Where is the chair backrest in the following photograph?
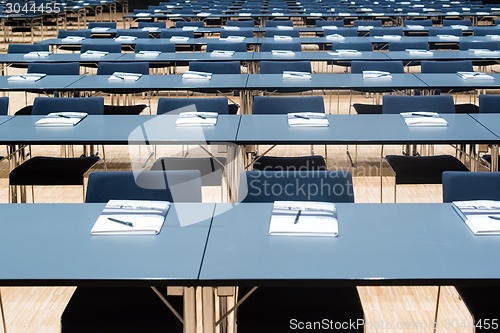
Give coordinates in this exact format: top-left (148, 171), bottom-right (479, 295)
top-left (259, 60), bottom-right (311, 74)
top-left (175, 21), bottom-right (204, 28)
top-left (459, 41), bottom-right (500, 51)
top-left (88, 22), bottom-right (117, 29)
top-left (0, 97), bottom-right (8, 115)
top-left (8, 43), bottom-right (49, 54)
top-left (188, 61), bottom-right (241, 74)
top-left (353, 19), bottom-right (383, 27)
top-left (316, 20), bottom-right (344, 27)
top-left (151, 157), bottom-right (226, 186)
top-left (219, 29), bottom-right (254, 38)
top-left (260, 40), bottom-right (302, 52)
top-left (116, 29), bottom-right (150, 38)
top-left (369, 27), bottom-right (404, 37)
top-left (252, 96), bottom-right (325, 114)
top-left (32, 97), bottom-right (105, 115)
top-left (206, 41), bottom-right (247, 52)
top-left (238, 170), bottom-right (354, 203)
top-left (388, 41), bottom-right (429, 51)
top-left (134, 42), bottom-right (176, 53)
top-left (382, 95), bottom-right (455, 114)
top-left (28, 62), bottom-right (80, 75)
top-left (80, 42), bottom-right (122, 54)
top-left (442, 171), bottom-right (500, 202)
top-left (138, 21), bottom-right (167, 29)
top-left (324, 27), bottom-right (358, 37)
top-left (226, 20), bottom-right (255, 27)
top-left (157, 97), bottom-right (229, 114)
top-left (443, 19), bottom-right (472, 26)
top-left (351, 60), bottom-right (404, 74)
top-left (85, 170), bottom-right (202, 203)
top-left (159, 29), bottom-right (195, 38)
top-left (428, 27), bottom-right (463, 36)
top-left (421, 60), bottom-right (473, 73)
top-left (97, 61), bottom-right (149, 75)
top-left (403, 19), bottom-right (433, 26)
top-left (479, 94), bottom-right (500, 113)
top-left (264, 19), bottom-right (294, 27)
top-left (252, 155), bottom-right (327, 171)
top-left (265, 28), bottom-right (300, 38)
top-left (57, 30), bottom-right (91, 38)
top-left (331, 41), bottom-right (373, 51)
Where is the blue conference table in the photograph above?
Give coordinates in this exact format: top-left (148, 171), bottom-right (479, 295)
top-left (0, 75), bottom-right (84, 91)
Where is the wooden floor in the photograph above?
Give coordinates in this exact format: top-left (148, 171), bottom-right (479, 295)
top-left (0, 20), bottom-right (494, 333)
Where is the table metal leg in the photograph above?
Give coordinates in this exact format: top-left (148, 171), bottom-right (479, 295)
top-left (202, 287), bottom-right (216, 333)
top-left (491, 145), bottom-right (499, 172)
top-left (0, 289), bottom-right (7, 333)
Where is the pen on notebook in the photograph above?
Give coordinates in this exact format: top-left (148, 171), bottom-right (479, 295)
top-left (411, 113), bottom-right (434, 117)
top-left (57, 114), bottom-right (72, 119)
top-left (108, 217), bottom-right (134, 227)
top-left (195, 114), bottom-right (207, 119)
top-left (488, 216), bottom-right (500, 221)
top-left (294, 209), bottom-right (302, 224)
top-left (294, 114), bottom-right (310, 119)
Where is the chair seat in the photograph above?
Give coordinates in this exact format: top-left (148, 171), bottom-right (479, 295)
top-left (9, 156), bottom-right (100, 186)
top-left (61, 287), bottom-right (183, 333)
top-left (454, 103), bottom-right (479, 114)
top-left (253, 155), bottom-right (327, 171)
top-left (352, 103), bottom-right (383, 114)
top-left (385, 155), bottom-right (469, 185)
top-left (151, 157), bottom-right (227, 186)
top-left (455, 286), bottom-right (500, 333)
top-left (14, 105), bottom-right (33, 115)
top-left (104, 104), bottom-right (148, 115)
top-left (236, 286), bottom-right (364, 333)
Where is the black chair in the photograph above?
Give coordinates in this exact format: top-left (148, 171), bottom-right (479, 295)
top-left (61, 170), bottom-right (202, 333)
top-left (252, 155), bottom-right (327, 171)
top-left (0, 97), bottom-right (8, 162)
top-left (442, 171), bottom-right (500, 333)
top-left (234, 170), bottom-right (363, 333)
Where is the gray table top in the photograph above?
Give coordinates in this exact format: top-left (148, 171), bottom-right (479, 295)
top-left (0, 115), bottom-right (241, 145)
top-left (253, 51), bottom-right (391, 61)
top-left (0, 53), bottom-right (124, 64)
top-left (0, 203), bottom-right (214, 286)
top-left (415, 73), bottom-right (500, 89)
top-left (0, 75), bottom-right (84, 91)
top-left (385, 50), bottom-right (500, 61)
top-left (117, 51), bottom-right (255, 62)
top-left (200, 203), bottom-right (500, 286)
top-left (236, 114), bottom-right (499, 145)
top-left (470, 113), bottom-right (500, 138)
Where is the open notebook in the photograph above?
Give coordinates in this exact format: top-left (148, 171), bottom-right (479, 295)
top-left (35, 112), bottom-right (87, 127)
top-left (269, 201), bottom-right (338, 237)
top-left (282, 71), bottom-right (311, 80)
top-left (400, 112), bottom-right (448, 127)
top-left (457, 72), bottom-right (494, 80)
top-left (8, 73), bottom-right (46, 82)
top-left (453, 200), bottom-right (500, 235)
top-left (362, 71), bottom-right (392, 79)
top-left (287, 112), bottom-right (328, 127)
top-left (108, 72), bottom-right (143, 81)
top-left (176, 111), bottom-right (218, 126)
top-left (182, 71), bottom-right (213, 80)
top-left (91, 200), bottom-right (170, 235)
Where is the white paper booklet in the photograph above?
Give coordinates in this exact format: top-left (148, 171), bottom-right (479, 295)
top-left (176, 111), bottom-right (218, 126)
top-left (223, 26), bottom-right (240, 30)
top-left (273, 35), bottom-right (293, 40)
top-left (61, 36), bottom-right (85, 43)
top-left (437, 35), bottom-right (460, 40)
top-left (362, 70), bottom-right (392, 79)
top-left (374, 35), bottom-right (402, 40)
top-left (91, 27), bottom-right (110, 32)
top-left (406, 49), bottom-right (433, 55)
top-left (287, 112), bottom-right (329, 127)
top-left (282, 71), bottom-right (311, 80)
top-left (210, 50), bottom-right (235, 57)
top-left (453, 200), bottom-right (500, 235)
top-left (325, 34), bottom-right (345, 41)
top-left (182, 26), bottom-right (199, 31)
top-left (457, 71), bottom-right (494, 80)
top-left (141, 26), bottom-right (158, 31)
top-left (136, 50), bottom-right (161, 58)
top-left (35, 112), bottom-right (88, 127)
top-left (91, 200), bottom-right (170, 235)
top-left (108, 72), bottom-right (143, 81)
top-left (23, 51), bottom-right (52, 58)
top-left (170, 36), bottom-right (190, 42)
top-left (181, 70), bottom-right (212, 80)
top-left (406, 25), bottom-right (425, 30)
top-left (8, 73), bottom-right (46, 82)
top-left (276, 25), bottom-right (294, 30)
top-left (469, 49), bottom-right (500, 56)
top-left (221, 35), bottom-right (246, 42)
top-left (271, 50), bottom-right (295, 57)
top-left (81, 50), bottom-right (108, 58)
top-left (328, 49), bottom-right (362, 56)
top-left (400, 112), bottom-right (448, 127)
top-left (269, 201), bottom-right (338, 237)
top-left (115, 35), bottom-right (137, 42)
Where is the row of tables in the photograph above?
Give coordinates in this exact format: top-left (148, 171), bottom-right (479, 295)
top-left (1, 201), bottom-right (500, 333)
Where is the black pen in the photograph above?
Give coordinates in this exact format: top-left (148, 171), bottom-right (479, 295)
top-left (488, 215), bottom-right (500, 221)
top-left (411, 113), bottom-right (435, 117)
top-left (294, 114), bottom-right (310, 119)
top-left (294, 209), bottom-right (302, 224)
top-left (195, 114), bottom-right (207, 119)
top-left (108, 217), bottom-right (134, 227)
top-left (57, 114), bottom-right (72, 119)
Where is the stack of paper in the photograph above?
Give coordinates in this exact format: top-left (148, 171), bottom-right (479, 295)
top-left (182, 26), bottom-right (199, 31)
top-left (282, 71), bottom-right (311, 80)
top-left (23, 51), bottom-right (51, 58)
top-left (81, 50), bottom-right (108, 58)
top-left (271, 50), bottom-right (295, 57)
top-left (400, 112), bottom-right (448, 127)
top-left (362, 71), bottom-right (392, 79)
top-left (181, 71), bottom-right (212, 80)
top-left (197, 12), bottom-right (211, 16)
top-left (406, 49), bottom-right (433, 55)
top-left (115, 35), bottom-right (138, 42)
top-left (221, 35), bottom-right (245, 42)
top-left (61, 36), bottom-right (85, 43)
top-left (210, 50), bottom-right (235, 57)
top-left (356, 25), bottom-right (374, 31)
top-left (8, 73), bottom-right (46, 82)
top-left (271, 12), bottom-right (284, 16)
top-left (325, 34), bottom-right (346, 41)
top-left (35, 112), bottom-right (88, 127)
top-left (91, 27), bottom-right (110, 32)
top-left (321, 25), bottom-right (338, 30)
top-left (276, 25), bottom-right (294, 30)
top-left (406, 25), bottom-right (425, 30)
top-left (108, 72), bottom-right (143, 81)
top-left (287, 112), bottom-right (329, 127)
top-left (223, 26), bottom-right (240, 30)
top-left (453, 200), bottom-right (500, 235)
top-left (468, 49), bottom-right (500, 56)
top-left (269, 201), bottom-right (338, 237)
top-left (273, 35), bottom-right (293, 41)
top-left (457, 71), bottom-right (494, 80)
top-left (135, 50), bottom-right (161, 58)
top-left (176, 111), bottom-right (218, 126)
top-left (239, 12), bottom-right (252, 16)
top-left (487, 35), bottom-right (500, 41)
top-left (91, 200), bottom-right (170, 235)
top-left (451, 25), bottom-right (469, 30)
top-left (170, 36), bottom-right (190, 43)
top-left (309, 12), bottom-right (323, 16)
top-left (328, 49), bottom-right (362, 56)
top-left (437, 35), bottom-right (460, 41)
top-left (374, 35), bottom-right (402, 40)
top-left (136, 12), bottom-right (151, 16)
top-left (141, 27), bottom-right (159, 32)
